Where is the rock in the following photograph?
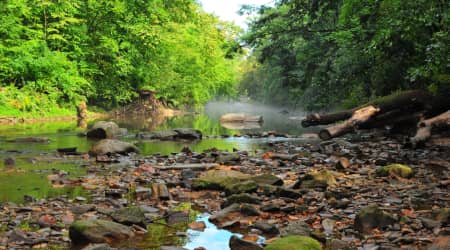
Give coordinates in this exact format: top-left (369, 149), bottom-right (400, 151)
top-left (336, 157), bottom-right (350, 170)
top-left (276, 187), bottom-right (302, 199)
top-left (216, 153), bottom-right (241, 164)
top-left (166, 211), bottom-right (189, 225)
top-left (8, 137), bottom-right (50, 143)
top-left (160, 246), bottom-right (188, 250)
top-left (240, 204), bottom-right (260, 216)
top-left (330, 239), bottom-right (348, 250)
top-left (229, 235), bottom-right (263, 250)
top-left (69, 219), bottom-right (134, 244)
top-left (86, 121), bottom-right (127, 139)
top-left (111, 207), bottom-right (146, 227)
top-left (135, 187), bottom-right (152, 200)
top-left (222, 194), bottom-right (262, 208)
top-left (38, 215), bottom-right (56, 228)
top-left (433, 208), bottom-right (449, 225)
top-left (3, 157), bottom-right (15, 167)
top-left (280, 220), bottom-right (312, 237)
top-left (220, 113), bottom-right (263, 123)
top-left (354, 204), bottom-right (396, 233)
top-left (151, 183), bottom-right (171, 200)
top-left (428, 236), bottom-right (450, 250)
top-left (89, 139), bottom-right (139, 156)
top-left (172, 128), bottom-right (202, 140)
top-left (192, 170), bottom-right (257, 195)
top-left (261, 204), bottom-right (280, 213)
top-left (264, 236), bottom-right (321, 250)
top-left (251, 174), bottom-right (283, 186)
top-left (421, 218), bottom-right (441, 230)
top-left (209, 203), bottom-right (241, 223)
top-left (188, 221), bottom-right (206, 231)
top-left (295, 170), bottom-right (337, 189)
top-left (251, 222), bottom-right (279, 235)
top-left (81, 244), bottom-right (116, 250)
top-left (376, 164), bottom-right (413, 178)
top-left (137, 128), bottom-right (202, 140)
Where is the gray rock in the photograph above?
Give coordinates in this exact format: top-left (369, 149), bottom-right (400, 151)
top-left (354, 205), bottom-right (396, 234)
top-left (166, 211), bottom-right (189, 225)
top-left (280, 220), bottom-right (312, 237)
top-left (229, 235), bottom-right (263, 250)
top-left (111, 207), bottom-right (146, 227)
top-left (87, 121), bottom-right (127, 139)
top-left (222, 194), bottom-right (262, 208)
top-left (81, 244), bottom-right (116, 250)
top-left (252, 222), bottom-right (279, 235)
top-left (89, 139), bottom-right (139, 156)
top-left (160, 246), bottom-right (188, 250)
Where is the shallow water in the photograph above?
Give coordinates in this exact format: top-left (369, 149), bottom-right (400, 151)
top-left (0, 102), bottom-right (313, 248)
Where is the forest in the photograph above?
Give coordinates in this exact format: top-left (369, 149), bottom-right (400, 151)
top-left (0, 0), bottom-right (241, 117)
top-left (0, 0), bottom-right (449, 116)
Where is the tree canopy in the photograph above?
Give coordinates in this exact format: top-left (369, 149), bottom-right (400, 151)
top-left (0, 0), bottom-right (241, 116)
top-left (240, 0), bottom-right (450, 110)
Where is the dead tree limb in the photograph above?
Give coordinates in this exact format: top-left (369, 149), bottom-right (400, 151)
top-left (319, 106), bottom-right (380, 140)
top-left (410, 110), bottom-right (450, 146)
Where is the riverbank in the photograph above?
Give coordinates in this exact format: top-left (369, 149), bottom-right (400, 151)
top-left (0, 129), bottom-right (448, 249)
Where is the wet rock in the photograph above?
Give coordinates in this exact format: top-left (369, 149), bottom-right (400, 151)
top-left (376, 164), bottom-right (413, 178)
top-left (354, 205), bottom-right (396, 234)
top-left (209, 203), bottom-right (241, 223)
top-left (251, 174), bottom-right (283, 186)
top-left (280, 220), bottom-right (312, 237)
top-left (222, 194), bottom-right (262, 208)
top-left (151, 183), bottom-right (171, 200)
top-left (137, 128), bottom-right (202, 140)
top-left (240, 204), bottom-right (260, 216)
top-left (172, 128), bottom-right (202, 140)
top-left (421, 218), bottom-right (441, 230)
top-left (87, 121), bottom-right (127, 139)
top-left (166, 211), bottom-right (189, 225)
top-left (89, 139), bottom-right (139, 156)
top-left (229, 235), bottom-right (263, 250)
top-left (251, 222), bottom-right (279, 235)
top-left (69, 219), bottom-right (134, 244)
top-left (135, 187), bottom-right (152, 200)
top-left (111, 206), bottom-right (146, 227)
top-left (330, 239), bottom-right (348, 250)
top-left (295, 170), bottom-right (337, 189)
top-left (81, 244), bottom-right (116, 250)
top-left (216, 153), bottom-right (241, 164)
top-left (188, 221), bottom-right (206, 231)
top-left (264, 236), bottom-right (321, 250)
top-left (7, 137), bottom-right (50, 143)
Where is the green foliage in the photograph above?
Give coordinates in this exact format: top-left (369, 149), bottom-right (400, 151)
top-left (240, 0), bottom-right (450, 110)
top-left (0, 0), bottom-right (240, 116)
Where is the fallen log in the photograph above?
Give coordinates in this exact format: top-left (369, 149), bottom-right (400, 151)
top-left (302, 90), bottom-right (431, 127)
top-left (410, 110), bottom-right (450, 146)
top-left (319, 106), bottom-right (380, 140)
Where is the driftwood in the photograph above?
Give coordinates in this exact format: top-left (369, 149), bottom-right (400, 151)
top-left (319, 106), bottom-right (380, 140)
top-left (302, 90), bottom-right (431, 128)
top-left (410, 110), bottom-right (450, 146)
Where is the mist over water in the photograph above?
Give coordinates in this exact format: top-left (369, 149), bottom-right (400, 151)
top-left (204, 100), bottom-right (311, 135)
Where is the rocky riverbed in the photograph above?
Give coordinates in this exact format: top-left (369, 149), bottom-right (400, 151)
top-left (0, 130), bottom-right (449, 250)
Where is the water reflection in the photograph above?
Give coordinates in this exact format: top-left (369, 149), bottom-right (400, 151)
top-left (184, 214), bottom-right (265, 250)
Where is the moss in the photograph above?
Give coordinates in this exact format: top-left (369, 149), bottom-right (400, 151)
top-left (264, 236), bottom-right (322, 250)
top-left (301, 170), bottom-right (336, 188)
top-left (191, 170), bottom-right (255, 195)
top-left (376, 164), bottom-right (413, 178)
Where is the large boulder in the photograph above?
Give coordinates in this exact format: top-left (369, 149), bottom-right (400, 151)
top-left (264, 236), bottom-right (321, 250)
top-left (229, 235), bottom-right (263, 250)
top-left (69, 219), bottom-right (134, 244)
top-left (89, 139), bottom-right (139, 156)
top-left (354, 204), bottom-right (396, 233)
top-left (86, 121), bottom-right (127, 139)
top-left (137, 128), bottom-right (202, 140)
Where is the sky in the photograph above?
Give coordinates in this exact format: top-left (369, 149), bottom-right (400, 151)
top-left (199, 0), bottom-right (272, 29)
